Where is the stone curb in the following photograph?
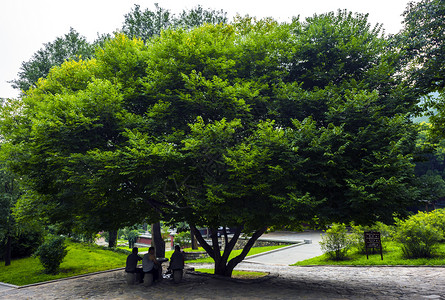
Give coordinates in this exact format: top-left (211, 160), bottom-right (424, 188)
top-left (0, 282), bottom-right (19, 289)
top-left (12, 267), bottom-right (126, 289)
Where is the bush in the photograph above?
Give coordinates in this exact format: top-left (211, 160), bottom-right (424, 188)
top-left (394, 211), bottom-right (443, 258)
top-left (34, 235), bottom-right (68, 274)
top-left (427, 208), bottom-right (445, 241)
top-left (174, 231), bottom-right (191, 248)
top-left (320, 223), bottom-right (352, 260)
top-left (350, 222), bottom-right (394, 254)
top-left (127, 230), bottom-right (139, 248)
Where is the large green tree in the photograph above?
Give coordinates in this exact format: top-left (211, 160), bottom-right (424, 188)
top-left (1, 12), bottom-right (419, 276)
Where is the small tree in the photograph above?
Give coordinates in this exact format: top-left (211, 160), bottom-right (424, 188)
top-left (320, 223), bottom-right (352, 260)
top-left (394, 211), bottom-right (443, 258)
top-left (34, 235), bottom-right (68, 274)
top-left (127, 230), bottom-right (139, 248)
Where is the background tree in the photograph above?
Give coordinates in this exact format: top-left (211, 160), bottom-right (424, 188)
top-left (399, 0), bottom-right (445, 93)
top-left (121, 4), bottom-right (227, 42)
top-left (9, 28), bottom-right (95, 93)
top-left (0, 167), bottom-right (18, 266)
top-left (398, 0), bottom-right (445, 140)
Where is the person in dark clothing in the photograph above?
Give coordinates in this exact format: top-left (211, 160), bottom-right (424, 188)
top-left (125, 247), bottom-right (144, 282)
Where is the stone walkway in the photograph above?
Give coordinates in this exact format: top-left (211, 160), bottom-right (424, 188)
top-left (1, 263), bottom-right (444, 299)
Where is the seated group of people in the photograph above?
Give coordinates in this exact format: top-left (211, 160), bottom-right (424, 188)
top-left (125, 245), bottom-right (184, 283)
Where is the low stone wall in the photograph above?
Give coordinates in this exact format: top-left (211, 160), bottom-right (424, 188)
top-left (182, 251), bottom-right (208, 260)
top-left (228, 238), bottom-right (294, 250)
top-left (183, 238), bottom-right (295, 260)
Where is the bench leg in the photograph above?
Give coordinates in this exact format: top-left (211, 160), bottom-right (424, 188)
top-left (143, 273), bottom-right (153, 287)
top-left (173, 269), bottom-right (183, 283)
top-left (125, 272), bottom-right (137, 285)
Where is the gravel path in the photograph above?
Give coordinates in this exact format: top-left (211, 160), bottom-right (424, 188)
top-left (1, 263), bottom-right (444, 299)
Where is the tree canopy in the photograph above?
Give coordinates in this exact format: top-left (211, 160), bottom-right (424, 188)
top-left (1, 12), bottom-right (421, 276)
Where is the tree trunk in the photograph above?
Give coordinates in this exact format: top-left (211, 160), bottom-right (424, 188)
top-left (151, 222), bottom-right (165, 258)
top-left (190, 227), bottom-right (199, 250)
top-left (108, 230), bottom-right (118, 248)
top-left (4, 233), bottom-right (12, 266)
top-left (191, 224), bottom-right (268, 277)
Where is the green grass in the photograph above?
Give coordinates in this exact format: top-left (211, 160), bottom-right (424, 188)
top-left (185, 245), bottom-right (287, 263)
top-left (0, 240), bottom-right (129, 286)
top-left (0, 242), bottom-right (283, 286)
top-left (293, 242), bottom-right (445, 266)
top-left (195, 268), bottom-right (268, 279)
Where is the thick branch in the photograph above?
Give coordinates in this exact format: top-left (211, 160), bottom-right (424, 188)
top-left (190, 224), bottom-right (215, 259)
top-left (221, 227), bottom-right (242, 263)
top-left (210, 227), bottom-right (222, 262)
top-left (227, 226), bottom-right (267, 271)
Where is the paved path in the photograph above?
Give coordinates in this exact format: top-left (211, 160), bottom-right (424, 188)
top-left (245, 230), bottom-right (324, 265)
top-left (0, 264), bottom-right (444, 299)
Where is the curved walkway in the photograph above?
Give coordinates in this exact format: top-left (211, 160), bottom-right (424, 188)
top-left (244, 230), bottom-right (324, 265)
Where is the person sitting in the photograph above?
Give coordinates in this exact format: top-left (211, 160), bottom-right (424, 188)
top-left (142, 246), bottom-right (160, 282)
top-left (167, 245), bottom-right (184, 273)
top-left (125, 247), bottom-right (144, 283)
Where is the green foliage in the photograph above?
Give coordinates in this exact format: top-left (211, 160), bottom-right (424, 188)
top-left (320, 223), bottom-right (352, 260)
top-left (34, 235), bottom-right (68, 274)
top-left (121, 4), bottom-right (227, 42)
top-left (0, 228), bottom-right (43, 260)
top-left (394, 211), bottom-right (444, 258)
top-left (399, 0), bottom-right (445, 93)
top-left (174, 231), bottom-right (191, 248)
top-left (398, 0), bottom-right (445, 141)
top-left (127, 230), bottom-right (139, 248)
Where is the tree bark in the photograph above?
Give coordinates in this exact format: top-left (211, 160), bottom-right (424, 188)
top-left (151, 222), bottom-right (165, 258)
top-left (108, 230), bottom-right (118, 248)
top-left (190, 226), bottom-right (199, 250)
top-left (4, 232), bottom-right (12, 266)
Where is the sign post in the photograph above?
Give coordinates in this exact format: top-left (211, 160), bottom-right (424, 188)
top-left (364, 231), bottom-right (383, 260)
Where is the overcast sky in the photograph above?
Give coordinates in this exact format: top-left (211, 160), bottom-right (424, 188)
top-left (0, 0), bottom-right (418, 99)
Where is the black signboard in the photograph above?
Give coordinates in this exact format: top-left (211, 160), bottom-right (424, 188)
top-left (364, 231), bottom-right (383, 260)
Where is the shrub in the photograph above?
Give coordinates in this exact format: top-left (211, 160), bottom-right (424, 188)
top-left (174, 231), bottom-right (191, 248)
top-left (127, 230), bottom-right (139, 248)
top-left (394, 211), bottom-right (443, 258)
top-left (427, 208), bottom-right (445, 241)
top-left (320, 223), bottom-right (352, 260)
top-left (34, 235), bottom-right (68, 274)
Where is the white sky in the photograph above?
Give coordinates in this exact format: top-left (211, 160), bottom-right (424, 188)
top-left (0, 0), bottom-right (418, 99)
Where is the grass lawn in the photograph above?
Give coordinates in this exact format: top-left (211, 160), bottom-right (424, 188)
top-left (293, 242), bottom-right (445, 266)
top-left (0, 241), bottom-right (283, 286)
top-left (0, 240), bottom-right (129, 286)
top-left (194, 268), bottom-right (268, 279)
